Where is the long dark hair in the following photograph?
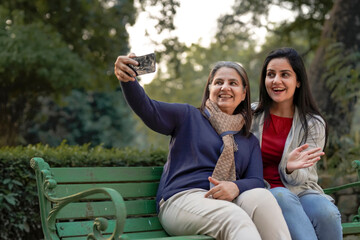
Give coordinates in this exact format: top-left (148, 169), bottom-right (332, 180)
top-left (200, 61), bottom-right (252, 137)
top-left (253, 47), bottom-right (328, 147)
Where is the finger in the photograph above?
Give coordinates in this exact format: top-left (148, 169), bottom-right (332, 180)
top-left (303, 162), bottom-right (314, 168)
top-left (118, 63), bottom-right (137, 78)
top-left (297, 144), bottom-right (309, 152)
top-left (305, 147), bottom-right (323, 155)
top-left (208, 177), bottom-right (220, 186)
top-left (305, 150), bottom-right (324, 162)
top-left (310, 156), bottom-right (322, 164)
top-left (303, 156), bottom-right (321, 168)
top-left (310, 152), bottom-right (325, 160)
top-left (205, 183), bottom-right (223, 198)
top-left (205, 187), bottom-right (217, 198)
top-left (212, 190), bottom-right (224, 200)
top-left (204, 191), bottom-right (211, 198)
top-left (128, 52), bottom-right (137, 60)
top-left (115, 55), bottom-right (138, 66)
top-left (213, 189), bottom-right (234, 201)
top-left (114, 66), bottom-right (136, 82)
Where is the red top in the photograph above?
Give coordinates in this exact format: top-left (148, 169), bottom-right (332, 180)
top-left (261, 114), bottom-right (293, 188)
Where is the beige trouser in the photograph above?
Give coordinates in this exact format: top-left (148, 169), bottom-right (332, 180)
top-left (158, 188), bottom-right (291, 240)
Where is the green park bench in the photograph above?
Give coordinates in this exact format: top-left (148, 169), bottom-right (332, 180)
top-left (31, 157), bottom-right (360, 239)
top-left (30, 157), bottom-right (214, 240)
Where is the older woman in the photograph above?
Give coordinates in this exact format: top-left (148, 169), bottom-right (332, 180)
top-left (114, 54), bottom-right (290, 240)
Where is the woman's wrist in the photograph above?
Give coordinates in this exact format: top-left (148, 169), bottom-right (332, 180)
top-left (286, 166), bottom-right (294, 174)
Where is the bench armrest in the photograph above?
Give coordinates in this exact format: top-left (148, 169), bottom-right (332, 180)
top-left (31, 157), bottom-right (127, 240)
top-left (323, 181), bottom-right (360, 194)
top-left (49, 187), bottom-right (127, 240)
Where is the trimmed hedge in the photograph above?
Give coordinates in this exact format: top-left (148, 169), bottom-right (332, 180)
top-left (0, 142), bottom-right (168, 240)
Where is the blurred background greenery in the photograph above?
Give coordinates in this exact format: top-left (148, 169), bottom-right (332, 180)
top-left (1, 0), bottom-right (359, 173)
top-left (0, 1), bottom-right (359, 238)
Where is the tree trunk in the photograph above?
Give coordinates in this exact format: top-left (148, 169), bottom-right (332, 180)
top-left (309, 0), bottom-right (360, 138)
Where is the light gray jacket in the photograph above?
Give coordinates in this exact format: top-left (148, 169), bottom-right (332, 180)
top-left (251, 103), bottom-right (331, 199)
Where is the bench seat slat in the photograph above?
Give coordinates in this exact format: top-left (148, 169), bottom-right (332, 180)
top-left (56, 217), bottom-right (163, 237)
top-left (54, 182), bottom-right (159, 199)
top-left (51, 167), bottom-right (163, 183)
top-left (140, 236), bottom-right (215, 240)
top-left (60, 230), bottom-right (168, 239)
top-left (61, 231), bottom-right (214, 240)
top-left (57, 199), bottom-right (157, 219)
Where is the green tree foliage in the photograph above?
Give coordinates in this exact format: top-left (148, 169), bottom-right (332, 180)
top-left (1, 0), bottom-right (137, 88)
top-left (0, 0), bottom-right (137, 88)
top-left (139, 0), bottom-right (180, 34)
top-left (22, 88), bottom-right (137, 148)
top-left (0, 0), bottom-right (138, 146)
top-left (217, 0), bottom-right (333, 54)
top-left (0, 20), bottom-right (91, 145)
top-left (0, 0), bottom-right (184, 148)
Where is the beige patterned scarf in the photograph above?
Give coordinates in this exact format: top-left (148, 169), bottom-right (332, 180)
top-left (205, 99), bottom-right (245, 181)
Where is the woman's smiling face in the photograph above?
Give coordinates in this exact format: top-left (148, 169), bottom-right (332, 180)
top-left (265, 58), bottom-right (300, 107)
top-left (209, 67), bottom-right (246, 115)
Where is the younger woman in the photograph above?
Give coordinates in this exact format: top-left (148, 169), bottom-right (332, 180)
top-left (251, 47), bottom-right (342, 240)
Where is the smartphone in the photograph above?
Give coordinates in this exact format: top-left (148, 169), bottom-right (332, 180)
top-left (128, 53), bottom-right (156, 76)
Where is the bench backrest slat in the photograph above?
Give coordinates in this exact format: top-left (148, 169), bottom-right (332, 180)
top-left (54, 182), bottom-right (159, 199)
top-left (51, 167), bottom-right (163, 183)
top-left (57, 199), bottom-right (157, 219)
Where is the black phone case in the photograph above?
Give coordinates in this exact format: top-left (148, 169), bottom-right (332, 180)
top-left (128, 53), bottom-right (156, 76)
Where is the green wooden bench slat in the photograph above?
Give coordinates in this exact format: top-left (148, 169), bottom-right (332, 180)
top-left (51, 167), bottom-right (163, 183)
top-left (144, 236), bottom-right (215, 240)
top-left (120, 231), bottom-right (169, 239)
top-left (342, 222), bottom-right (360, 235)
top-left (54, 182), bottom-right (159, 199)
top-left (57, 199), bottom-right (157, 219)
top-left (125, 199), bottom-right (157, 215)
top-left (61, 231), bottom-right (169, 239)
top-left (56, 217), bottom-right (163, 237)
top-left (61, 232), bottom-right (214, 240)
